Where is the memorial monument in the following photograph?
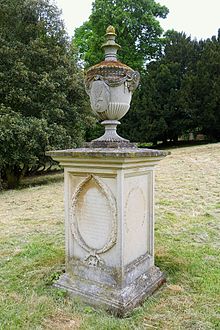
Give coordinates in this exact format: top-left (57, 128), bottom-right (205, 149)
top-left (47, 26), bottom-right (168, 316)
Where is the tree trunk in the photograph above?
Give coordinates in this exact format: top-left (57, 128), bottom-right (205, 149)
top-left (0, 172), bottom-right (3, 190)
top-left (5, 167), bottom-right (22, 189)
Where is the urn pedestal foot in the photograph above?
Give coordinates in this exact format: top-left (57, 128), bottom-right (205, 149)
top-left (84, 120), bottom-right (137, 148)
top-left (94, 120), bottom-right (128, 142)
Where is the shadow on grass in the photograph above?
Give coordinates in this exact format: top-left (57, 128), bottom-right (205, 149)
top-left (155, 254), bottom-right (186, 279)
top-left (139, 140), bottom-right (216, 150)
top-left (18, 171), bottom-right (64, 190)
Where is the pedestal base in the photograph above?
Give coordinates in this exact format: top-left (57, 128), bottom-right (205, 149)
top-left (54, 266), bottom-right (165, 316)
top-left (47, 147), bottom-right (169, 316)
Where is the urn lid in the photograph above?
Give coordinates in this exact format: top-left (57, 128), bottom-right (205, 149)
top-left (85, 26), bottom-right (140, 93)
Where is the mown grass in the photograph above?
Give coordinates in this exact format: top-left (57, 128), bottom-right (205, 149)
top-left (0, 143), bottom-right (220, 329)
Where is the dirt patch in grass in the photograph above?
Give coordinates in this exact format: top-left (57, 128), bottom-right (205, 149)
top-left (44, 311), bottom-right (81, 330)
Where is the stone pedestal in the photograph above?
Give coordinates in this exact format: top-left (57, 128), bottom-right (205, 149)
top-left (48, 147), bottom-right (168, 316)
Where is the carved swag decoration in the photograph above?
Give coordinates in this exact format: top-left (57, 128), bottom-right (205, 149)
top-left (70, 175), bottom-right (117, 267)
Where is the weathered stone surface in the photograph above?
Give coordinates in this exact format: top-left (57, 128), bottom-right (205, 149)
top-left (84, 140), bottom-right (137, 149)
top-left (46, 146), bottom-right (169, 160)
top-left (54, 266), bottom-right (165, 317)
top-left (47, 148), bottom-right (168, 315)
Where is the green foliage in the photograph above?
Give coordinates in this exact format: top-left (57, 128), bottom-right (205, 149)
top-left (120, 29), bottom-right (220, 143)
top-left (0, 0), bottom-right (92, 188)
top-left (119, 31), bottom-right (197, 142)
top-left (182, 31), bottom-right (220, 140)
top-left (147, 31), bottom-right (198, 143)
top-left (73, 0), bottom-right (169, 72)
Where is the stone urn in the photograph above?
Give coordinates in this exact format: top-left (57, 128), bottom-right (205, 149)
top-left (84, 26), bottom-right (140, 146)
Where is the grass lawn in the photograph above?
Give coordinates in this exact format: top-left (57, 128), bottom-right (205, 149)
top-left (0, 143), bottom-right (220, 329)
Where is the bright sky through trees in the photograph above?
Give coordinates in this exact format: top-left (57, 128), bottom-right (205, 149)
top-left (55, 0), bottom-right (220, 40)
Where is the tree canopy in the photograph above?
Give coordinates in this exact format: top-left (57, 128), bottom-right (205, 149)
top-left (125, 30), bottom-right (199, 144)
top-left (183, 32), bottom-right (220, 140)
top-left (73, 0), bottom-right (169, 72)
top-left (0, 0), bottom-right (92, 188)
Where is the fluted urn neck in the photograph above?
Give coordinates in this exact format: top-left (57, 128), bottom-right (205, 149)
top-left (101, 26), bottom-right (121, 61)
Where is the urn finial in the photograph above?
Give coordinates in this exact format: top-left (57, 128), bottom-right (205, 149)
top-left (106, 25), bottom-right (116, 34)
top-left (101, 25), bottom-right (121, 61)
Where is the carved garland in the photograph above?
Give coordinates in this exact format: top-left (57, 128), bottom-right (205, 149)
top-left (85, 71), bottom-right (140, 95)
top-left (70, 175), bottom-right (117, 259)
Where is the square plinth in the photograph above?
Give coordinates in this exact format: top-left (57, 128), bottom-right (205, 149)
top-left (55, 266), bottom-right (165, 316)
top-left (47, 147), bottom-right (168, 315)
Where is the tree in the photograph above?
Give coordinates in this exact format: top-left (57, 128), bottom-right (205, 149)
top-left (150, 31), bottom-right (199, 143)
top-left (73, 0), bottom-right (168, 72)
top-left (121, 29), bottom-right (220, 144)
top-left (0, 0), bottom-right (92, 188)
top-left (119, 31), bottom-right (199, 143)
top-left (182, 31), bottom-right (220, 140)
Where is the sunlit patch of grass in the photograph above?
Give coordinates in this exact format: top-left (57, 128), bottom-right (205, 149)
top-left (0, 143), bottom-right (220, 329)
top-left (158, 199), bottom-right (174, 206)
